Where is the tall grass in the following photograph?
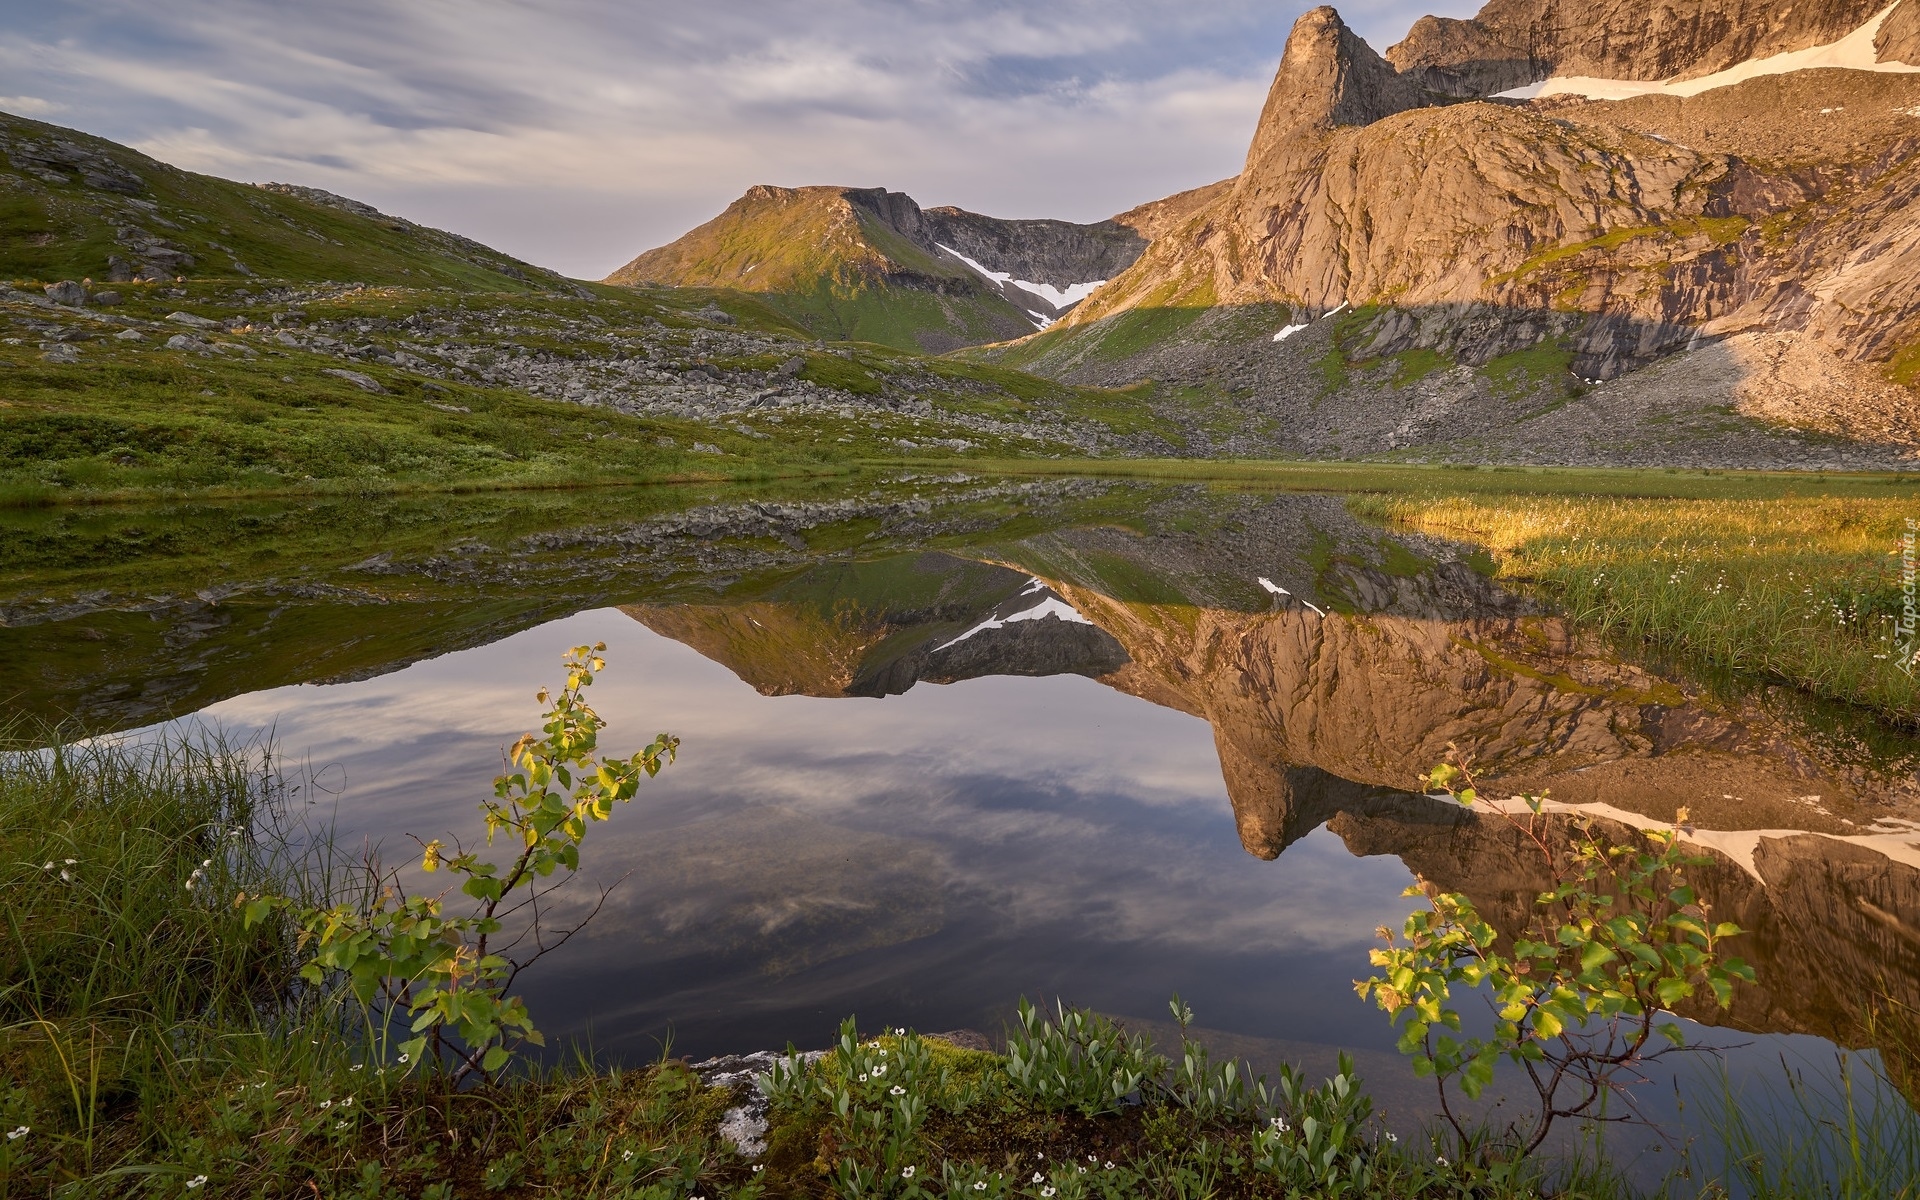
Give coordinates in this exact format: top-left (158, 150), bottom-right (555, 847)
top-left (1680, 1051), bottom-right (1920, 1199)
top-left (1349, 494), bottom-right (1918, 722)
top-left (0, 728), bottom-right (325, 1184)
top-left (0, 727), bottom-right (747, 1197)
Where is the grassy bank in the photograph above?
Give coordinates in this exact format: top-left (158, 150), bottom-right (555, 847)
top-left (1348, 493), bottom-right (1919, 722)
top-left (902, 458), bottom-right (1920, 501)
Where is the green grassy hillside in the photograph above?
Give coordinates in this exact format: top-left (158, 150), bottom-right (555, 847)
top-left (604, 184), bottom-right (1038, 351)
top-left (0, 111), bottom-right (576, 292)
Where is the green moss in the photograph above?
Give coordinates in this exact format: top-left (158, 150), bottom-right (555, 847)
top-left (1485, 341), bottom-right (1575, 399)
top-left (798, 352), bottom-right (885, 395)
top-left (1388, 347), bottom-right (1450, 387)
top-left (1497, 216), bottom-right (1752, 285)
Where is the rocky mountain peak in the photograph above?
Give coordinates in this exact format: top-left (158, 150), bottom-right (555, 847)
top-left (1245, 6), bottom-right (1434, 165)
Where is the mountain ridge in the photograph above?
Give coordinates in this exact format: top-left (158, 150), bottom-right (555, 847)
top-left (982, 0), bottom-right (1920, 464)
top-left (605, 183), bottom-right (1153, 351)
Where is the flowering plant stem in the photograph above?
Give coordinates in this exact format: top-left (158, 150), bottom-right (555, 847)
top-left (1357, 747), bottom-right (1754, 1158)
top-left (245, 644), bottom-right (676, 1085)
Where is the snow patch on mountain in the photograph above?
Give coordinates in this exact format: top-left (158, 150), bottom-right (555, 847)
top-left (1497, 2), bottom-right (1920, 101)
top-left (934, 581), bottom-right (1093, 651)
top-left (936, 244), bottom-right (1107, 320)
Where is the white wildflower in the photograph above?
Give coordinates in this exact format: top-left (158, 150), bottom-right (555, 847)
top-left (186, 1177), bottom-right (209, 1190)
top-left (1042, 1189), bottom-right (1056, 1197)
top-left (6, 1126), bottom-right (27, 1140)
top-left (902, 1165), bottom-right (916, 1179)
top-left (871, 1064), bottom-right (886, 1077)
top-left (1386, 1131), bottom-right (1399, 1143)
top-left (1032, 1172), bottom-right (1044, 1183)
top-left (890, 1085), bottom-right (906, 1096)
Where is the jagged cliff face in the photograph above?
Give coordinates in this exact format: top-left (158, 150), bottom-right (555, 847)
top-left (1034, 1), bottom-right (1920, 401)
top-left (1389, 0), bottom-right (1904, 96)
top-left (606, 184), bottom-right (1147, 350)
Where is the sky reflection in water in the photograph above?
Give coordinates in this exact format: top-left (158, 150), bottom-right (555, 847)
top-left (202, 606), bottom-right (1416, 1062)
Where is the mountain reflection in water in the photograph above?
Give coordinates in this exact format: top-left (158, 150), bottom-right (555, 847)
top-left (5, 482), bottom-right (1917, 1118)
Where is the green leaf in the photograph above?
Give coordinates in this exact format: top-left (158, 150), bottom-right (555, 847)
top-left (1655, 976), bottom-right (1693, 1007)
top-left (481, 1046), bottom-right (511, 1073)
top-left (1657, 1022), bottom-right (1686, 1047)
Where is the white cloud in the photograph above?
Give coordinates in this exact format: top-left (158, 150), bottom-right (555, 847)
top-left (0, 95), bottom-right (63, 114)
top-left (0, 1), bottom-right (1477, 276)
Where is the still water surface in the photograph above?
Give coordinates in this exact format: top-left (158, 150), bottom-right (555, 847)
top-left (8, 478), bottom-right (1918, 1166)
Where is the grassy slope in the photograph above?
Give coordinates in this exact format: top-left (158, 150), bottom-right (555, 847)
top-left (605, 184), bottom-right (1035, 351)
top-left (0, 112), bottom-right (569, 292)
top-left (0, 287), bottom-right (844, 503)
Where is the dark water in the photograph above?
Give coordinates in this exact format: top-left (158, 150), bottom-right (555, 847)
top-left (6, 477), bottom-right (1917, 1174)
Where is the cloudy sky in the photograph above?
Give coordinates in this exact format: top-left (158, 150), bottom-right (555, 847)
top-left (1, 1), bottom-right (1475, 279)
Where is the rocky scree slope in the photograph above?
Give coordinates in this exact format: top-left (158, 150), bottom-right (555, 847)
top-left (605, 184), bottom-right (1149, 352)
top-left (992, 1), bottom-right (1920, 468)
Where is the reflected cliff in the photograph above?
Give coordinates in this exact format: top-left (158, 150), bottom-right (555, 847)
top-left (618, 489), bottom-right (1920, 1086)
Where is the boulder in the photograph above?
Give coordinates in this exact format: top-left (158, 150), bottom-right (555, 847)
top-left (165, 311), bottom-right (221, 329)
top-left (319, 367), bottom-right (386, 393)
top-left (43, 281), bottom-right (86, 306)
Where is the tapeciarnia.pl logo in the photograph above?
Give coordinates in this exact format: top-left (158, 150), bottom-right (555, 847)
top-left (1900, 517), bottom-right (1917, 677)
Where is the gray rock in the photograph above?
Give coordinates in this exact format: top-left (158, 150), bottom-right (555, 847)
top-left (44, 281), bottom-right (86, 306)
top-left (114, 328), bottom-right (144, 341)
top-left (165, 311), bottom-right (220, 329)
top-left (164, 333), bottom-right (210, 352)
top-left (90, 291), bottom-right (122, 306)
top-left (320, 367), bottom-right (385, 393)
top-left (40, 344), bottom-right (80, 364)
top-left (691, 441), bottom-right (725, 454)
